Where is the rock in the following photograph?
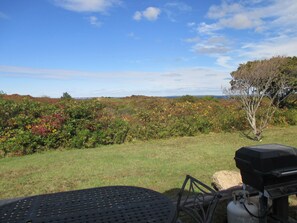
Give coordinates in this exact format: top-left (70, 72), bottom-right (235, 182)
top-left (212, 170), bottom-right (242, 191)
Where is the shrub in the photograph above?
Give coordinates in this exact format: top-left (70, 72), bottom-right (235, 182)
top-left (100, 119), bottom-right (130, 144)
top-left (176, 95), bottom-right (198, 103)
top-left (212, 106), bottom-right (247, 132)
top-left (284, 109), bottom-right (297, 125)
top-left (1, 129), bottom-right (43, 156)
top-left (202, 96), bottom-right (219, 102)
top-left (70, 129), bottom-right (92, 148)
top-left (273, 109), bottom-right (289, 126)
top-left (1, 95), bottom-right (296, 157)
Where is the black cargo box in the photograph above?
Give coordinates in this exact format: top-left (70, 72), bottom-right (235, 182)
top-left (235, 144), bottom-right (297, 190)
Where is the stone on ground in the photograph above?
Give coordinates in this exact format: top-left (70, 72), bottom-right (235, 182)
top-left (212, 170), bottom-right (242, 191)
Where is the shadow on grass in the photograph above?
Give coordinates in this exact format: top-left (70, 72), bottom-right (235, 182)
top-left (162, 188), bottom-right (180, 200)
top-left (240, 130), bottom-right (258, 141)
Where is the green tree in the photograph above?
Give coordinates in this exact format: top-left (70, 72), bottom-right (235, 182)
top-left (273, 56), bottom-right (297, 106)
top-left (0, 90), bottom-right (6, 95)
top-left (227, 56), bottom-right (291, 141)
top-left (230, 56), bottom-right (297, 108)
top-left (61, 92), bottom-right (72, 99)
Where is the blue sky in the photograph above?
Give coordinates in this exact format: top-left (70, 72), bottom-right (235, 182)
top-left (1, 0), bottom-right (297, 97)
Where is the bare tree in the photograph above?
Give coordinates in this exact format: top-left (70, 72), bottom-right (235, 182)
top-left (227, 57), bottom-right (289, 141)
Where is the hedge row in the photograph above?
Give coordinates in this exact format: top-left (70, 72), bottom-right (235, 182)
top-left (0, 95), bottom-right (296, 157)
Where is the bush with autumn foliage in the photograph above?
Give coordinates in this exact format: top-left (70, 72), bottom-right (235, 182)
top-left (0, 94), bottom-right (296, 157)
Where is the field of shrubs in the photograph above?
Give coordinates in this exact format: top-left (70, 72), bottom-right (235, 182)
top-left (0, 94), bottom-right (296, 157)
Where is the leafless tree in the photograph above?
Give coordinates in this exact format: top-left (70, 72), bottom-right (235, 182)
top-left (226, 57), bottom-right (289, 141)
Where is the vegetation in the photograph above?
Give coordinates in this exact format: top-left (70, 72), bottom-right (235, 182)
top-left (1, 126), bottom-right (297, 200)
top-left (274, 56), bottom-right (297, 106)
top-left (227, 56), bottom-right (297, 141)
top-left (0, 90), bottom-right (6, 95)
top-left (0, 94), bottom-right (296, 157)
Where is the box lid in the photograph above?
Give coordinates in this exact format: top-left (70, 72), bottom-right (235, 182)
top-left (235, 144), bottom-right (297, 174)
top-left (236, 144), bottom-right (297, 160)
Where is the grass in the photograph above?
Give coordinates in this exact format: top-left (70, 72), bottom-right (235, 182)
top-left (1, 126), bottom-right (297, 200)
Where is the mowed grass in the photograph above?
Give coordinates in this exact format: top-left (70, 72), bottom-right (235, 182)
top-left (1, 126), bottom-right (297, 200)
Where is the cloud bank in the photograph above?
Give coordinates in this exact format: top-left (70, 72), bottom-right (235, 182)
top-left (54, 0), bottom-right (121, 13)
top-left (186, 0), bottom-right (297, 68)
top-left (0, 65), bottom-right (229, 97)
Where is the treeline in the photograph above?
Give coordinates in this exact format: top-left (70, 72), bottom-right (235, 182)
top-left (0, 94), bottom-right (296, 157)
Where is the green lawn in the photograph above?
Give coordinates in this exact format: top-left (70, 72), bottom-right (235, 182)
top-left (1, 126), bottom-right (297, 200)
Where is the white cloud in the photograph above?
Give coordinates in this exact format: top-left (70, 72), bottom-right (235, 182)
top-left (133, 7), bottom-right (161, 21)
top-left (54, 0), bottom-right (121, 13)
top-left (207, 36), bottom-right (228, 44)
top-left (216, 56), bottom-right (232, 68)
top-left (88, 16), bottom-right (101, 27)
top-left (198, 13), bottom-right (262, 33)
top-left (240, 36), bottom-right (297, 60)
top-left (207, 2), bottom-right (243, 19)
top-left (133, 11), bottom-right (142, 21)
top-left (143, 7), bottom-right (161, 21)
top-left (189, 36), bottom-right (230, 55)
top-left (197, 22), bottom-right (220, 34)
top-left (219, 14), bottom-right (261, 30)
